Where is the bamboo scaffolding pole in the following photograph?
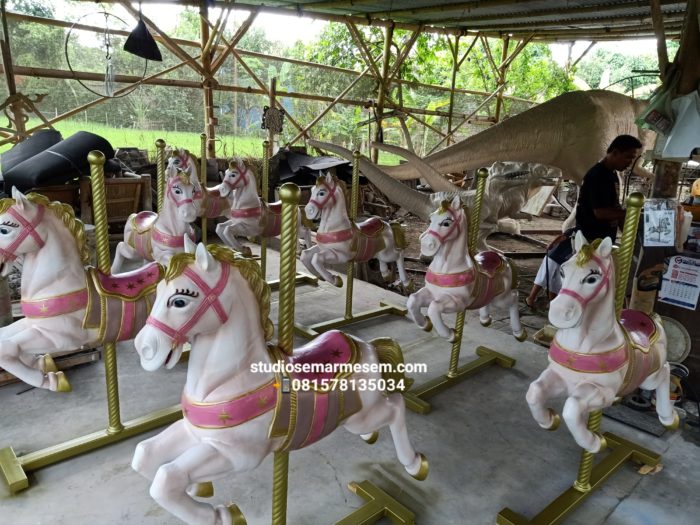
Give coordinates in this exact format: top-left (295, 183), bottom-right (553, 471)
top-left (210, 8), bottom-right (258, 73)
top-left (650, 0), bottom-right (670, 80)
top-left (495, 36), bottom-right (510, 124)
top-left (447, 34), bottom-right (460, 143)
top-left (373, 22), bottom-right (394, 163)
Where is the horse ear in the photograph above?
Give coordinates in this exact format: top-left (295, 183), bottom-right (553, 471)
top-left (574, 230), bottom-right (587, 252)
top-left (194, 243), bottom-right (215, 271)
top-left (597, 237), bottom-right (613, 258)
top-left (450, 195), bottom-right (461, 210)
top-left (11, 186), bottom-right (28, 209)
top-left (184, 235), bottom-right (196, 254)
top-left (236, 157), bottom-right (246, 171)
top-left (324, 171), bottom-right (333, 184)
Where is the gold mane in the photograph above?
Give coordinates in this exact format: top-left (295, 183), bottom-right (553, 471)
top-left (165, 245), bottom-right (274, 341)
top-left (0, 193), bottom-right (89, 265)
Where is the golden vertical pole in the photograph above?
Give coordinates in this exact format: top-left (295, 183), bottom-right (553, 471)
top-left (447, 167), bottom-right (490, 377)
top-left (155, 139), bottom-right (166, 213)
top-left (88, 151), bottom-right (124, 435)
top-left (572, 410), bottom-right (603, 493)
top-left (614, 192), bottom-right (644, 319)
top-left (345, 150), bottom-right (361, 319)
top-left (260, 140), bottom-right (270, 276)
top-left (200, 132), bottom-right (208, 244)
top-left (272, 182), bottom-right (300, 525)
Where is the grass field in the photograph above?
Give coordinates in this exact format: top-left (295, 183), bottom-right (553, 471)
top-left (1, 119), bottom-right (402, 165)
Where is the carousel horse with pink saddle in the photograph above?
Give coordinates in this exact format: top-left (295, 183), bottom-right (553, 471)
top-left (111, 148), bottom-right (202, 273)
top-left (131, 241), bottom-right (428, 524)
top-left (215, 157), bottom-right (312, 257)
top-left (0, 189), bottom-right (161, 392)
top-left (301, 172), bottom-right (411, 288)
top-left (171, 148), bottom-right (232, 221)
top-left (526, 232), bottom-right (678, 453)
top-left (407, 195), bottom-right (526, 342)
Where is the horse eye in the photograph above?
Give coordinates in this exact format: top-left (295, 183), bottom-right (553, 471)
top-left (441, 220), bottom-right (451, 227)
top-left (0, 227), bottom-right (9, 235)
top-left (585, 275), bottom-right (598, 284)
top-left (173, 299), bottom-right (187, 308)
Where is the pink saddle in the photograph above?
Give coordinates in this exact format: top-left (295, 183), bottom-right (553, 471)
top-left (132, 211), bottom-right (158, 233)
top-left (267, 201), bottom-right (282, 215)
top-left (620, 309), bottom-right (658, 351)
top-left (285, 330), bottom-right (355, 382)
top-left (96, 262), bottom-right (162, 299)
top-left (357, 216), bottom-right (384, 237)
top-left (474, 251), bottom-right (505, 278)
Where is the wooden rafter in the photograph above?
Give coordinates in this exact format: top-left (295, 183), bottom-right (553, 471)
top-left (211, 8), bottom-right (259, 74)
top-left (480, 36), bottom-right (500, 78)
top-left (387, 27), bottom-right (421, 81)
top-left (650, 0), bottom-right (670, 80)
top-left (457, 34), bottom-right (480, 69)
top-left (345, 21), bottom-right (382, 79)
top-left (570, 41), bottom-right (596, 70)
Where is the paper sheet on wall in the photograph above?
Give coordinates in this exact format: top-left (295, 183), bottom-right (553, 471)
top-left (658, 255), bottom-right (700, 310)
top-left (644, 200), bottom-right (676, 247)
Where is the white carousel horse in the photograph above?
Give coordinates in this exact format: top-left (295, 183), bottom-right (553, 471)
top-left (526, 232), bottom-right (678, 453)
top-left (111, 149), bottom-right (200, 273)
top-left (215, 157), bottom-right (312, 256)
top-left (132, 242), bottom-right (427, 525)
top-left (0, 189), bottom-right (161, 392)
top-left (172, 149), bottom-right (232, 220)
top-left (301, 172), bottom-right (410, 288)
top-left (406, 195), bottom-right (525, 342)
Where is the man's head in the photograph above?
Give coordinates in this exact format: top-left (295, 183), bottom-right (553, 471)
top-left (604, 134), bottom-right (643, 171)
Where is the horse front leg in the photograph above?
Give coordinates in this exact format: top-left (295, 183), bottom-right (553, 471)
top-left (149, 443), bottom-right (248, 525)
top-left (215, 221), bottom-right (246, 253)
top-left (311, 248), bottom-right (343, 287)
top-left (526, 367), bottom-right (567, 430)
top-left (406, 287), bottom-right (433, 331)
top-left (394, 252), bottom-right (411, 287)
top-left (300, 245), bottom-right (324, 280)
top-left (507, 289), bottom-right (526, 341)
top-left (641, 362), bottom-right (679, 428)
top-left (562, 382), bottom-right (615, 453)
top-left (427, 296), bottom-right (461, 341)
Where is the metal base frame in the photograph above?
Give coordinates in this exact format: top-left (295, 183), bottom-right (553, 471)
top-left (295, 301), bottom-right (408, 339)
top-left (496, 432), bottom-right (661, 525)
top-left (403, 346), bottom-right (516, 414)
top-left (0, 405), bottom-right (182, 494)
top-left (335, 480), bottom-right (416, 525)
top-left (267, 272), bottom-right (318, 291)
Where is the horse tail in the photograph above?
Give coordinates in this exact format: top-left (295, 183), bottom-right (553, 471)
top-left (370, 337), bottom-right (414, 392)
top-left (389, 221), bottom-right (407, 250)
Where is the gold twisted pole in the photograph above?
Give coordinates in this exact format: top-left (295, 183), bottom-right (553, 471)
top-left (200, 133), bottom-right (208, 244)
top-left (469, 167), bottom-right (489, 256)
top-left (573, 409), bottom-right (603, 493)
top-left (155, 139), bottom-right (166, 213)
top-left (261, 140), bottom-right (270, 276)
top-left (448, 168), bottom-right (489, 377)
top-left (614, 192), bottom-right (644, 318)
top-left (345, 150), bottom-right (361, 319)
top-left (88, 151), bottom-right (124, 435)
top-left (272, 183), bottom-right (300, 524)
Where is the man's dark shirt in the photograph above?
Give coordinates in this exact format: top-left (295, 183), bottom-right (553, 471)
top-left (576, 162), bottom-right (621, 242)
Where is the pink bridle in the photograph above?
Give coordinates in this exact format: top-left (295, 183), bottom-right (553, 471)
top-left (167, 175), bottom-right (202, 208)
top-left (558, 253), bottom-right (612, 307)
top-left (308, 180), bottom-right (338, 210)
top-left (223, 166), bottom-right (251, 191)
top-left (145, 263), bottom-right (230, 348)
top-left (425, 207), bottom-right (462, 244)
top-left (0, 205), bottom-right (46, 262)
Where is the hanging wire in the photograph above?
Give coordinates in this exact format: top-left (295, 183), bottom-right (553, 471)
top-left (103, 11), bottom-right (115, 96)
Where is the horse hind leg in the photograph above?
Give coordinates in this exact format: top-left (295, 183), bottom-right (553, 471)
top-left (562, 383), bottom-right (613, 453)
top-left (642, 362), bottom-right (679, 429)
top-left (526, 367), bottom-right (567, 430)
top-left (508, 289), bottom-right (527, 341)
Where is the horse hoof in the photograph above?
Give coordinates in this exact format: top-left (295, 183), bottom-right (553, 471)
top-left (447, 329), bottom-right (458, 343)
top-left (545, 409), bottom-right (560, 431)
top-left (480, 316), bottom-right (492, 327)
top-left (228, 503), bottom-right (247, 525)
top-left (241, 247), bottom-right (253, 258)
top-left (594, 432), bottom-right (607, 453)
top-left (42, 354), bottom-right (58, 373)
top-left (333, 275), bottom-right (343, 287)
top-left (420, 318), bottom-right (433, 332)
top-left (663, 411), bottom-right (680, 431)
top-left (409, 453), bottom-right (429, 481)
top-left (403, 279), bottom-right (415, 294)
top-left (192, 481), bottom-right (214, 498)
top-left (55, 372), bottom-right (72, 393)
top-left (362, 431), bottom-right (378, 445)
top-left (514, 329), bottom-right (527, 342)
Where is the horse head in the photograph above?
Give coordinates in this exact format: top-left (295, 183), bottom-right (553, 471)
top-left (165, 149), bottom-right (202, 223)
top-left (419, 195), bottom-right (466, 257)
top-left (220, 157), bottom-right (252, 197)
top-left (0, 188), bottom-right (48, 277)
top-left (549, 231), bottom-right (614, 329)
top-left (305, 171), bottom-right (340, 221)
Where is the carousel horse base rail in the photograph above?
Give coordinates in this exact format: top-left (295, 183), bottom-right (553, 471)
top-left (294, 301), bottom-right (408, 339)
top-left (496, 432), bottom-right (661, 525)
top-left (0, 404), bottom-right (182, 495)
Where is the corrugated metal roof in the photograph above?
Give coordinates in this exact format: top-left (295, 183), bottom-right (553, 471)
top-left (232, 0), bottom-right (686, 41)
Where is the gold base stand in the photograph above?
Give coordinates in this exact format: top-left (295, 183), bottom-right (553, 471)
top-left (0, 405), bottom-right (181, 494)
top-left (497, 432), bottom-right (661, 525)
top-left (403, 345), bottom-right (515, 414)
top-left (335, 480), bottom-right (415, 525)
top-left (295, 301), bottom-right (407, 339)
top-left (267, 272), bottom-right (318, 291)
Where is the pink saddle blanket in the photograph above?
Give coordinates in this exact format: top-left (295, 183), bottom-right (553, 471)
top-left (357, 216), bottom-right (384, 237)
top-left (95, 262), bottom-right (162, 298)
top-left (284, 330), bottom-right (356, 383)
top-left (474, 251), bottom-right (505, 278)
top-left (619, 309), bottom-right (658, 351)
top-left (132, 211), bottom-right (158, 233)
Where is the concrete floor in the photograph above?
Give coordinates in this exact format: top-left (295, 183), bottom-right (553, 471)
top-left (1, 247), bottom-right (699, 525)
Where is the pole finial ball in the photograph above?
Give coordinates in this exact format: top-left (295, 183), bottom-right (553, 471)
top-left (155, 139), bottom-right (166, 149)
top-left (476, 167), bottom-right (489, 179)
top-left (279, 183), bottom-right (300, 204)
top-left (626, 192), bottom-right (644, 209)
top-left (88, 151), bottom-right (105, 165)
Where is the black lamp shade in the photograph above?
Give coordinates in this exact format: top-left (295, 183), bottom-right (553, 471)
top-left (124, 18), bottom-right (162, 61)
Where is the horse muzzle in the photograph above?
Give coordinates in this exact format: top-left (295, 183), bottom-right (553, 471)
top-left (548, 295), bottom-right (582, 329)
top-left (305, 204), bottom-right (320, 221)
top-left (419, 233), bottom-right (439, 257)
top-left (135, 327), bottom-right (180, 371)
top-left (179, 204), bottom-right (199, 223)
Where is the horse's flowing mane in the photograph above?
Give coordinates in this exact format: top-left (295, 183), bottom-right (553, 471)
top-left (0, 193), bottom-right (90, 264)
top-left (165, 245), bottom-right (274, 341)
top-left (575, 238), bottom-right (603, 267)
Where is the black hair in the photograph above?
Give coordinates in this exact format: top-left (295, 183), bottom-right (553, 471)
top-left (607, 134), bottom-right (643, 154)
